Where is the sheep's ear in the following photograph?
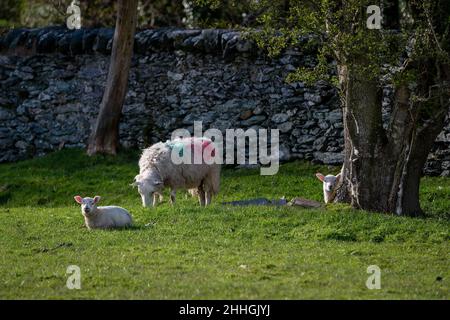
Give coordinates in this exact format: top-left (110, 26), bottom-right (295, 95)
top-left (74, 196), bottom-right (83, 204)
top-left (335, 173), bottom-right (342, 181)
top-left (93, 196), bottom-right (101, 203)
top-left (315, 173), bottom-right (325, 182)
top-left (131, 175), bottom-right (140, 188)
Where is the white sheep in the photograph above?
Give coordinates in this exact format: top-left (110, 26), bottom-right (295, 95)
top-left (133, 137), bottom-right (221, 207)
top-left (315, 172), bottom-right (342, 204)
top-left (74, 195), bottom-right (133, 229)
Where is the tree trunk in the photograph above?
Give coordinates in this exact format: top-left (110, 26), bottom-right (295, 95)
top-left (87, 0), bottom-right (138, 155)
top-left (382, 0), bottom-right (400, 30)
top-left (334, 62), bottom-right (449, 216)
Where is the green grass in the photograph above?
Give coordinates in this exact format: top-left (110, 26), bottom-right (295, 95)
top-left (0, 149), bottom-right (448, 299)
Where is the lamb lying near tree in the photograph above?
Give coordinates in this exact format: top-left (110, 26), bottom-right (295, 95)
top-left (133, 137), bottom-right (221, 207)
top-left (74, 195), bottom-right (133, 229)
top-left (315, 172), bottom-right (342, 203)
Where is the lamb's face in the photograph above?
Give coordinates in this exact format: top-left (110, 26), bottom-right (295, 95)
top-left (74, 196), bottom-right (100, 216)
top-left (323, 175), bottom-right (338, 192)
top-left (316, 172), bottom-right (341, 193)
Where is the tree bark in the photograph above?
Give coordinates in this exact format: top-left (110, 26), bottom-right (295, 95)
top-left (321, 0), bottom-right (450, 217)
top-left (87, 0), bottom-right (138, 155)
top-left (335, 61), bottom-right (449, 216)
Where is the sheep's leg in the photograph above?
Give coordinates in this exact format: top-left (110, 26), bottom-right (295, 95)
top-left (152, 193), bottom-right (159, 207)
top-left (170, 190), bottom-right (176, 205)
top-left (154, 192), bottom-right (163, 204)
top-left (205, 191), bottom-right (212, 206)
top-left (198, 189), bottom-right (206, 206)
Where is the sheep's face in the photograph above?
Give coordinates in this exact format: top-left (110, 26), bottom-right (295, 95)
top-left (316, 173), bottom-right (341, 192)
top-left (74, 196), bottom-right (100, 216)
top-left (133, 175), bottom-right (163, 207)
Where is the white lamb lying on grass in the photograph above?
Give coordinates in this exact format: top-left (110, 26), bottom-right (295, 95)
top-left (315, 172), bottom-right (342, 204)
top-left (74, 195), bottom-right (133, 230)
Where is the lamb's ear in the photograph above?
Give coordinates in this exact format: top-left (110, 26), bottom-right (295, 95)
top-left (93, 196), bottom-right (101, 204)
top-left (315, 173), bottom-right (325, 182)
top-left (74, 196), bottom-right (83, 204)
top-left (335, 172), bottom-right (342, 181)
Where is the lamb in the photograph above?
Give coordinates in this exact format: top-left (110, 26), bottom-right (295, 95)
top-left (315, 172), bottom-right (342, 204)
top-left (74, 195), bottom-right (133, 229)
top-left (133, 137), bottom-right (221, 207)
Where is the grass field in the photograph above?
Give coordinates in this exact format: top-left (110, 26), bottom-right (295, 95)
top-left (0, 149), bottom-right (448, 299)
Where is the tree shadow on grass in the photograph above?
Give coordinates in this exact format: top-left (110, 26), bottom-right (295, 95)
top-left (94, 225), bottom-right (148, 232)
top-left (0, 184), bottom-right (12, 205)
top-left (0, 192), bottom-right (11, 205)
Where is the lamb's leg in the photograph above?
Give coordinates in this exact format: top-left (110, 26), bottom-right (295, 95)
top-left (198, 189), bottom-right (206, 206)
top-left (170, 189), bottom-right (176, 205)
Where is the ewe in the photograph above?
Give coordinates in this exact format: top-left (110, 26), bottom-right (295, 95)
top-left (74, 196), bottom-right (133, 229)
top-left (133, 137), bottom-right (221, 207)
